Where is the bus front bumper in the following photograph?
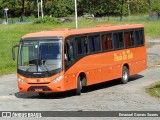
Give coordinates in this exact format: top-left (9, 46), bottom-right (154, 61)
top-left (18, 79), bottom-right (65, 93)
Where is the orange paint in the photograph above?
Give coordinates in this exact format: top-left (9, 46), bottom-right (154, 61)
top-left (15, 24), bottom-right (147, 94)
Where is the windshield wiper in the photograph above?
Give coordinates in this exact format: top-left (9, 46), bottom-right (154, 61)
top-left (24, 60), bottom-right (37, 74)
top-left (25, 66), bottom-right (33, 74)
top-left (42, 64), bottom-right (52, 75)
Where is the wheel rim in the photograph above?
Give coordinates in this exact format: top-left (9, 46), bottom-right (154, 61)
top-left (123, 70), bottom-right (128, 81)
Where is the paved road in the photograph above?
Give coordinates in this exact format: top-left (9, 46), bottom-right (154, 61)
top-left (0, 40), bottom-right (160, 119)
top-left (0, 67), bottom-right (160, 111)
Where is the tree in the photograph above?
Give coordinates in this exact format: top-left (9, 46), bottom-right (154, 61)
top-left (1, 0), bottom-right (22, 18)
top-left (48, 0), bottom-right (75, 17)
top-left (20, 0), bottom-right (25, 22)
top-left (0, 0), bottom-right (152, 20)
top-left (120, 0), bottom-right (124, 21)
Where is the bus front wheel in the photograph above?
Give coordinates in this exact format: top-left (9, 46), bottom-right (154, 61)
top-left (76, 76), bottom-right (82, 95)
top-left (121, 66), bottom-right (129, 84)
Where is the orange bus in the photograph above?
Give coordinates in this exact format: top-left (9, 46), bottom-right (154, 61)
top-left (12, 24), bottom-right (147, 95)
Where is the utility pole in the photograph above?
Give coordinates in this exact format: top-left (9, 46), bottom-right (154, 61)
top-left (41, 0), bottom-right (44, 18)
top-left (127, 0), bottom-right (130, 16)
top-left (37, 0), bottom-right (39, 18)
top-left (75, 0), bottom-right (78, 29)
top-left (4, 8), bottom-right (9, 24)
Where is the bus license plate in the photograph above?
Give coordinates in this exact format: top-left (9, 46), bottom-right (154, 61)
top-left (35, 88), bottom-right (43, 92)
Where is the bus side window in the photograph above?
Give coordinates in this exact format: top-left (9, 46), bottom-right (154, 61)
top-left (113, 32), bottom-right (124, 49)
top-left (129, 31), bottom-right (135, 46)
top-left (125, 32), bottom-right (130, 47)
top-left (101, 35), bottom-right (107, 50)
top-left (135, 30), bottom-right (144, 46)
top-left (65, 39), bottom-right (74, 61)
top-left (82, 36), bottom-right (88, 54)
top-left (139, 30), bottom-right (144, 45)
top-left (88, 36), bottom-right (94, 52)
top-left (107, 34), bottom-right (112, 49)
top-left (135, 30), bottom-right (140, 45)
top-left (75, 36), bottom-right (88, 55)
top-left (89, 35), bottom-right (101, 53)
top-left (101, 33), bottom-right (112, 51)
top-left (113, 33), bottom-right (119, 49)
top-left (118, 32), bottom-right (124, 48)
top-left (125, 31), bottom-right (134, 47)
top-left (94, 35), bottom-right (101, 52)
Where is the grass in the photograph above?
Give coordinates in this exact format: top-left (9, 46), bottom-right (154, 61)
top-left (1, 16), bottom-right (160, 75)
top-left (147, 81), bottom-right (160, 98)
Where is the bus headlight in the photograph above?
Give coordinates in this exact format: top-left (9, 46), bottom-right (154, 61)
top-left (18, 78), bottom-right (25, 84)
top-left (52, 76), bottom-right (63, 83)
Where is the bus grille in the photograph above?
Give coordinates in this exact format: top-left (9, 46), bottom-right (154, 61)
top-left (27, 86), bottom-right (52, 92)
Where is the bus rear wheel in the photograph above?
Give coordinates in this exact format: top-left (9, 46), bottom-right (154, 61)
top-left (76, 76), bottom-right (82, 96)
top-left (120, 66), bottom-right (129, 84)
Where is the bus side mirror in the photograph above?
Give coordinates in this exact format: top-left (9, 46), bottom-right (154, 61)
top-left (12, 44), bottom-right (19, 60)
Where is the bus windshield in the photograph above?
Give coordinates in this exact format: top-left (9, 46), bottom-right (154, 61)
top-left (18, 40), bottom-right (62, 73)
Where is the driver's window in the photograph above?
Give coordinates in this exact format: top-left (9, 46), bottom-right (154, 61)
top-left (65, 38), bottom-right (74, 62)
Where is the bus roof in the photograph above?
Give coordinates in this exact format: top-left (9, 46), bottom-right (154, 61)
top-left (22, 24), bottom-right (144, 40)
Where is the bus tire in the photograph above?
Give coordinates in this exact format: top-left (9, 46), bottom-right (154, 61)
top-left (76, 76), bottom-right (82, 96)
top-left (121, 66), bottom-right (129, 84)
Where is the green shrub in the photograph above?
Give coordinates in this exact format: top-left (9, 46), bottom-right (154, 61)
top-left (33, 16), bottom-right (61, 24)
top-left (147, 81), bottom-right (160, 98)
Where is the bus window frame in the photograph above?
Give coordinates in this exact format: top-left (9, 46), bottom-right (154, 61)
top-left (88, 34), bottom-right (102, 54)
top-left (134, 28), bottom-right (145, 47)
top-left (65, 28), bottom-right (145, 59)
top-left (101, 32), bottom-right (114, 52)
top-left (74, 35), bottom-right (88, 56)
top-left (65, 37), bottom-right (76, 62)
top-left (112, 31), bottom-right (125, 50)
top-left (124, 29), bottom-right (135, 48)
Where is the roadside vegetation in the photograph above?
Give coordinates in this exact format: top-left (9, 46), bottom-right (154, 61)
top-left (147, 81), bottom-right (160, 98)
top-left (1, 17), bottom-right (160, 75)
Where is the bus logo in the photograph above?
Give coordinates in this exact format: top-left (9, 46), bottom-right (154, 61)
top-left (114, 50), bottom-right (133, 62)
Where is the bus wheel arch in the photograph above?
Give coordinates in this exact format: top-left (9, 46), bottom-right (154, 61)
top-left (121, 64), bottom-right (130, 84)
top-left (75, 72), bottom-right (87, 95)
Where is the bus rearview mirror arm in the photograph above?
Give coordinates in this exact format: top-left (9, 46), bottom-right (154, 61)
top-left (12, 44), bottom-right (19, 60)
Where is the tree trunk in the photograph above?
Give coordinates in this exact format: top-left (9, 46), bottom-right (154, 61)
top-left (20, 0), bottom-right (25, 22)
top-left (43, 0), bottom-right (46, 16)
top-left (107, 1), bottom-right (110, 21)
top-left (120, 0), bottom-right (124, 21)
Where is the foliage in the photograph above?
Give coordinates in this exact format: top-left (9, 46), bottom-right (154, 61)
top-left (46, 0), bottom-right (75, 17)
top-left (0, 0), bottom-right (22, 17)
top-left (33, 16), bottom-right (61, 24)
top-left (147, 81), bottom-right (160, 98)
top-left (151, 0), bottom-right (160, 13)
top-left (0, 0), bottom-right (158, 19)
